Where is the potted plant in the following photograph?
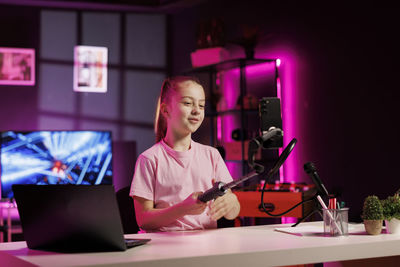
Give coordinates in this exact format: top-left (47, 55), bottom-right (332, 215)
top-left (362, 195), bottom-right (384, 235)
top-left (381, 193), bottom-right (400, 234)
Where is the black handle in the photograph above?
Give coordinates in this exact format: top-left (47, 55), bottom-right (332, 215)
top-left (198, 182), bottom-right (227, 202)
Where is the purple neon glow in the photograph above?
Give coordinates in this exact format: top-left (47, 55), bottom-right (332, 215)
top-left (219, 48), bottom-right (299, 183)
top-left (276, 77), bottom-right (282, 99)
top-left (258, 48), bottom-right (299, 183)
top-left (221, 69), bottom-right (240, 143)
top-left (276, 58), bottom-right (281, 67)
top-left (0, 202), bottom-right (20, 220)
top-left (215, 73), bottom-right (222, 141)
top-left (225, 161), bottom-right (241, 179)
top-left (245, 62), bottom-right (275, 78)
top-left (217, 116), bottom-right (222, 141)
top-left (276, 76), bottom-right (284, 181)
top-left (217, 69), bottom-right (241, 178)
top-left (281, 217), bottom-right (297, 224)
top-left (242, 61), bottom-right (288, 181)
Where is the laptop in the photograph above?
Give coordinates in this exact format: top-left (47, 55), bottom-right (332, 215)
top-left (12, 184), bottom-right (150, 252)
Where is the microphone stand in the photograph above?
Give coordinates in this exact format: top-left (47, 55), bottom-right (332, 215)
top-left (235, 127), bottom-right (325, 227)
top-left (198, 128), bottom-right (283, 203)
top-left (291, 194), bottom-right (322, 227)
top-left (247, 127), bottom-right (283, 173)
top-left (199, 126), bottom-right (308, 226)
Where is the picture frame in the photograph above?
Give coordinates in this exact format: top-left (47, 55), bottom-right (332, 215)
top-left (73, 45), bottom-right (108, 93)
top-left (0, 47), bottom-right (35, 86)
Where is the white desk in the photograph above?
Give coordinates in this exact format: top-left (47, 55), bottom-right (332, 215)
top-left (1, 221), bottom-right (400, 267)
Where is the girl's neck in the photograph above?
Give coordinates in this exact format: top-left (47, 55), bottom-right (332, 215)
top-left (163, 132), bottom-right (191, 152)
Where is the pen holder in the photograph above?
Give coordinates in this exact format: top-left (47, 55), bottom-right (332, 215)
top-left (323, 208), bottom-right (349, 236)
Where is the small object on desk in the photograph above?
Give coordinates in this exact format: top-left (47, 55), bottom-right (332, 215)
top-left (275, 221), bottom-right (354, 237)
top-left (323, 208), bottom-right (349, 236)
top-left (275, 225), bottom-right (326, 236)
top-left (328, 196), bottom-right (337, 209)
top-left (317, 195), bottom-right (343, 235)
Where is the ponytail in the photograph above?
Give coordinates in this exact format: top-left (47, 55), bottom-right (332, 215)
top-left (155, 97), bottom-right (167, 142)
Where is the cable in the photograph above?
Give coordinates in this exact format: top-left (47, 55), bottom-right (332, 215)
top-left (259, 173), bottom-right (317, 217)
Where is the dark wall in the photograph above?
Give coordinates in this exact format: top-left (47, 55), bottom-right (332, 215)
top-left (0, 5), bottom-right (39, 130)
top-left (0, 5), bottom-right (141, 192)
top-left (171, 1), bottom-right (400, 222)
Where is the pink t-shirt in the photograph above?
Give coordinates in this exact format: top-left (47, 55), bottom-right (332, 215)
top-left (130, 139), bottom-right (233, 232)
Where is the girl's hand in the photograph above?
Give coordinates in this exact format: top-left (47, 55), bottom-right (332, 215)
top-left (208, 191), bottom-right (240, 220)
top-left (179, 192), bottom-right (208, 215)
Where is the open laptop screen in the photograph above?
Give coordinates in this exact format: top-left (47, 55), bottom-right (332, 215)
top-left (12, 184), bottom-right (149, 252)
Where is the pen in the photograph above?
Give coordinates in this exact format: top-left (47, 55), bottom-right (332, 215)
top-left (328, 197), bottom-right (337, 209)
top-left (317, 195), bottom-right (343, 235)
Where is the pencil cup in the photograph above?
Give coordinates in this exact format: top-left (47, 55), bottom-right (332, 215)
top-left (323, 208), bottom-right (349, 236)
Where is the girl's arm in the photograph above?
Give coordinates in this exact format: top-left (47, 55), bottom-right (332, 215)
top-left (133, 192), bottom-right (207, 231)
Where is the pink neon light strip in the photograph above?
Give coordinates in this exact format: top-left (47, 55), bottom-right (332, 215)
top-left (276, 76), bottom-right (284, 182)
top-left (217, 116), bottom-right (222, 141)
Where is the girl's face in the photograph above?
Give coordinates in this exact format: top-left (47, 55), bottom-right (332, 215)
top-left (163, 81), bottom-right (205, 138)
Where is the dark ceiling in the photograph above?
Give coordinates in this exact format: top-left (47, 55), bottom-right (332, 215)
top-left (0, 0), bottom-right (207, 12)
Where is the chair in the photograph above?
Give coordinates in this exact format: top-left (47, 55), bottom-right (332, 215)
top-left (217, 217), bottom-right (235, 228)
top-left (115, 186), bottom-right (140, 234)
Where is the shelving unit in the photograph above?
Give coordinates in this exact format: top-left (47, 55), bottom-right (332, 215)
top-left (185, 57), bottom-right (279, 179)
top-left (0, 201), bottom-right (22, 242)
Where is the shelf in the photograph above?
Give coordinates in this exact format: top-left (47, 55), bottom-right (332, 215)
top-left (182, 57), bottom-right (279, 176)
top-left (224, 141), bottom-right (262, 161)
top-left (1, 201), bottom-right (22, 243)
top-left (184, 58), bottom-right (276, 73)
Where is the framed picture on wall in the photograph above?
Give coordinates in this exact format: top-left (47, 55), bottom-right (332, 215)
top-left (0, 47), bottom-right (35, 86)
top-left (74, 45), bottom-right (108, 93)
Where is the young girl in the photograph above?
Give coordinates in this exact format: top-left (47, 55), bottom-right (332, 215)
top-left (130, 76), bottom-right (240, 232)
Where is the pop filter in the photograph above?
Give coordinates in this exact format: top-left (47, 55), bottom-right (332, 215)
top-left (267, 138), bottom-right (297, 177)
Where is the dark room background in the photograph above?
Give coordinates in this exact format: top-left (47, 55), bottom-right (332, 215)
top-left (1, 0), bottom-right (399, 222)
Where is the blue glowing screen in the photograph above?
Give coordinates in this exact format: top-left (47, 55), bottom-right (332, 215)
top-left (0, 131), bottom-right (112, 199)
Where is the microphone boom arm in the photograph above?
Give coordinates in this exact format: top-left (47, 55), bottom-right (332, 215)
top-left (198, 128), bottom-right (287, 203)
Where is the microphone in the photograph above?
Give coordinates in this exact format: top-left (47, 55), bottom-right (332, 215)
top-left (303, 162), bottom-right (329, 196)
top-left (198, 171), bottom-right (259, 202)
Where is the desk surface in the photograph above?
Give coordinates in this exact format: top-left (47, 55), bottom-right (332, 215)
top-left (1, 221), bottom-right (400, 267)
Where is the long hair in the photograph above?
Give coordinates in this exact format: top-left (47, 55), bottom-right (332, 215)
top-left (154, 76), bottom-right (202, 143)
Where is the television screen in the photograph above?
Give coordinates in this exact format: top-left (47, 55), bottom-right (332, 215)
top-left (0, 131), bottom-right (112, 199)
